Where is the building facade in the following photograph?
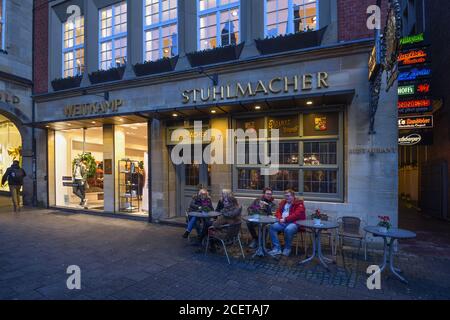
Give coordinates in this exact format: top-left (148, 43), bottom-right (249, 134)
top-left (0, 0), bottom-right (35, 204)
top-left (33, 0), bottom-right (398, 227)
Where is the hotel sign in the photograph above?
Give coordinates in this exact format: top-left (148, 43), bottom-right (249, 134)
top-left (64, 99), bottom-right (123, 118)
top-left (398, 82), bottom-right (431, 96)
top-left (181, 73), bottom-right (329, 104)
top-left (398, 116), bottom-right (433, 130)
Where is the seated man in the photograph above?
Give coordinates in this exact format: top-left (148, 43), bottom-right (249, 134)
top-left (268, 189), bottom-right (306, 257)
top-left (246, 187), bottom-right (277, 249)
top-left (183, 188), bottom-right (214, 239)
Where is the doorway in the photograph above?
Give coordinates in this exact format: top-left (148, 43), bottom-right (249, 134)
top-left (0, 114), bottom-right (22, 194)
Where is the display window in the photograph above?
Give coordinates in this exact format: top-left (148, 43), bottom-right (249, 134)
top-left (0, 115), bottom-right (22, 192)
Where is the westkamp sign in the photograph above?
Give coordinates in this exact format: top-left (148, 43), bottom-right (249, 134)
top-left (398, 116), bottom-right (433, 130)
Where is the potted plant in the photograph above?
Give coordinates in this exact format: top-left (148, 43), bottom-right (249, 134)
top-left (88, 65), bottom-right (126, 84)
top-left (133, 56), bottom-right (179, 77)
top-left (51, 75), bottom-right (83, 91)
top-left (255, 26), bottom-right (328, 55)
top-left (312, 209), bottom-right (322, 225)
top-left (186, 42), bottom-right (245, 67)
top-left (377, 216), bottom-right (392, 233)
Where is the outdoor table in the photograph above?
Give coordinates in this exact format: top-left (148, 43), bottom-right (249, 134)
top-left (364, 226), bottom-right (416, 284)
top-left (188, 211), bottom-right (223, 243)
top-left (297, 220), bottom-right (339, 270)
top-left (243, 215), bottom-right (277, 257)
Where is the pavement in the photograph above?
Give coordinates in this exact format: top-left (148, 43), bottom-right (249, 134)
top-left (0, 196), bottom-right (450, 300)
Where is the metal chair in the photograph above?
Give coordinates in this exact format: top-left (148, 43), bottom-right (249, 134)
top-left (336, 216), bottom-right (368, 262)
top-left (205, 222), bottom-right (245, 264)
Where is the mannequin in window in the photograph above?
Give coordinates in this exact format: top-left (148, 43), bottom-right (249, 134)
top-left (72, 158), bottom-right (88, 208)
top-left (221, 20), bottom-right (237, 46)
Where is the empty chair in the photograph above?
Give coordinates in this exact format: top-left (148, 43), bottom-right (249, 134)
top-left (336, 216), bottom-right (368, 262)
top-left (205, 222), bottom-right (245, 264)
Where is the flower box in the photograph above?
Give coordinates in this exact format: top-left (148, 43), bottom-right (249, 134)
top-left (88, 66), bottom-right (126, 84)
top-left (186, 42), bottom-right (245, 67)
top-left (51, 75), bottom-right (83, 91)
top-left (133, 56), bottom-right (179, 77)
top-left (255, 27), bottom-right (328, 55)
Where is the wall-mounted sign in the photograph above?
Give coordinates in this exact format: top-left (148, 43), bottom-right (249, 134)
top-left (104, 159), bottom-right (112, 175)
top-left (368, 42), bottom-right (381, 81)
top-left (166, 126), bottom-right (211, 145)
top-left (400, 33), bottom-right (425, 46)
top-left (349, 147), bottom-right (397, 154)
top-left (398, 82), bottom-right (431, 96)
top-left (181, 73), bottom-right (330, 104)
top-left (314, 117), bottom-right (327, 131)
top-left (399, 131), bottom-right (433, 146)
top-left (64, 99), bottom-right (123, 118)
top-left (0, 91), bottom-right (21, 105)
top-left (398, 68), bottom-right (431, 82)
top-left (398, 99), bottom-right (432, 114)
top-left (398, 48), bottom-right (430, 66)
top-left (398, 116), bottom-right (433, 130)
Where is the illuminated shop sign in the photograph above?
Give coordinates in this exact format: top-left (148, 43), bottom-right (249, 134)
top-left (398, 48), bottom-right (430, 66)
top-left (400, 33), bottom-right (425, 46)
top-left (399, 131), bottom-right (433, 146)
top-left (398, 68), bottom-right (431, 81)
top-left (398, 99), bottom-right (432, 114)
top-left (398, 115), bottom-right (433, 129)
top-left (64, 99), bottom-right (123, 118)
top-left (398, 82), bottom-right (431, 96)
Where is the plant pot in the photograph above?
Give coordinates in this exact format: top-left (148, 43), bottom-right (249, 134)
top-left (133, 56), bottom-right (179, 77)
top-left (313, 218), bottom-right (322, 226)
top-left (255, 26), bottom-right (328, 55)
top-left (378, 227), bottom-right (388, 233)
top-left (186, 42), bottom-right (245, 67)
top-left (88, 66), bottom-right (126, 84)
top-left (51, 75), bottom-right (83, 91)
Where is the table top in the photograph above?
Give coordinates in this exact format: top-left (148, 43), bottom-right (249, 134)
top-left (243, 215), bottom-right (278, 224)
top-left (188, 211), bottom-right (223, 218)
top-left (297, 220), bottom-right (339, 230)
top-left (364, 226), bottom-right (417, 239)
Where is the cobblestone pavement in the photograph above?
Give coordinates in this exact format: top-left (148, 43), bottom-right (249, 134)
top-left (0, 200), bottom-right (450, 300)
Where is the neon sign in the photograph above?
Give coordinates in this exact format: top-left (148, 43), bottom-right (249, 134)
top-left (398, 82), bottom-right (431, 96)
top-left (398, 116), bottom-right (433, 129)
top-left (400, 33), bottom-right (425, 46)
top-left (398, 85), bottom-right (415, 96)
top-left (398, 49), bottom-right (429, 66)
top-left (398, 99), bottom-right (431, 109)
top-left (398, 68), bottom-right (431, 81)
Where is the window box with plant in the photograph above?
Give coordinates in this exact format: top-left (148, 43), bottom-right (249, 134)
top-left (88, 65), bottom-right (126, 85)
top-left (51, 74), bottom-right (83, 91)
top-left (255, 26), bottom-right (327, 55)
top-left (186, 42), bottom-right (245, 68)
top-left (133, 55), bottom-right (179, 77)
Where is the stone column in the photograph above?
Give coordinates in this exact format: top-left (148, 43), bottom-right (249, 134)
top-left (124, 0), bottom-right (143, 79)
top-left (82, 0), bottom-right (99, 86)
top-left (102, 124), bottom-right (115, 212)
top-left (240, 0), bottom-right (265, 58)
top-left (176, 0), bottom-right (197, 70)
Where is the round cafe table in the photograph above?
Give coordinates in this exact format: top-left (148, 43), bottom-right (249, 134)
top-left (243, 215), bottom-right (277, 257)
top-left (188, 211), bottom-right (223, 242)
top-left (364, 226), bottom-right (416, 284)
top-left (297, 220), bottom-right (339, 270)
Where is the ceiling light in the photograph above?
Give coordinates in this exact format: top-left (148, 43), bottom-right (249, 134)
top-left (255, 105), bottom-right (261, 110)
top-left (306, 101), bottom-right (313, 105)
top-left (92, 121), bottom-right (96, 124)
top-left (211, 110), bottom-right (217, 114)
top-left (172, 113), bottom-right (178, 117)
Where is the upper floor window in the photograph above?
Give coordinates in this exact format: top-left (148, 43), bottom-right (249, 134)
top-left (62, 16), bottom-right (85, 78)
top-left (198, 0), bottom-right (240, 51)
top-left (144, 0), bottom-right (178, 62)
top-left (99, 1), bottom-right (127, 70)
top-left (265, 0), bottom-right (317, 37)
top-left (0, 0), bottom-right (5, 50)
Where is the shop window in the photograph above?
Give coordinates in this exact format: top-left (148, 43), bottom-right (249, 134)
top-left (303, 141), bottom-right (337, 165)
top-left (303, 170), bottom-right (337, 194)
top-left (237, 168), bottom-right (264, 190)
top-left (99, 1), bottom-right (127, 70)
top-left (265, 0), bottom-right (318, 37)
top-left (0, 0), bottom-right (5, 50)
top-left (0, 115), bottom-right (21, 192)
top-left (144, 0), bottom-right (178, 62)
top-left (198, 0), bottom-right (240, 50)
top-left (270, 142), bottom-right (299, 165)
top-left (269, 169), bottom-right (299, 192)
top-left (62, 15), bottom-right (84, 77)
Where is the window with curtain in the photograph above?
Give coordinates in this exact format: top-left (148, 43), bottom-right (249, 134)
top-left (99, 1), bottom-right (127, 70)
top-left (265, 0), bottom-right (317, 37)
top-left (198, 0), bottom-right (240, 50)
top-left (0, 0), bottom-right (5, 50)
top-left (62, 15), bottom-right (85, 78)
top-left (144, 0), bottom-right (178, 62)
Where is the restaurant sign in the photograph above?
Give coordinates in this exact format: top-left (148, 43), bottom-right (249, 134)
top-left (181, 73), bottom-right (329, 104)
top-left (64, 99), bottom-right (123, 118)
top-left (398, 99), bottom-right (432, 114)
top-left (399, 131), bottom-right (433, 146)
top-left (400, 33), bottom-right (424, 46)
top-left (398, 48), bottom-right (430, 66)
top-left (398, 115), bottom-right (433, 130)
top-left (398, 67), bottom-right (431, 82)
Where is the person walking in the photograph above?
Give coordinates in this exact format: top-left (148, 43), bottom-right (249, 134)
top-left (1, 160), bottom-right (26, 212)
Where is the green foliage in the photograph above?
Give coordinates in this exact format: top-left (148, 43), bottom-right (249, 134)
top-left (72, 153), bottom-right (97, 179)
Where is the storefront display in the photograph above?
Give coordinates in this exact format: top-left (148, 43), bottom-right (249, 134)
top-left (0, 115), bottom-right (22, 192)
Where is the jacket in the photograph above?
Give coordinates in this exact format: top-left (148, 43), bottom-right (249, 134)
top-left (1, 164), bottom-right (26, 186)
top-left (188, 195), bottom-right (214, 212)
top-left (275, 199), bottom-right (306, 224)
top-left (247, 196), bottom-right (277, 216)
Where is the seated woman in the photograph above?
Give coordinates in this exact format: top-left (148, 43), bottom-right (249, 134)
top-left (246, 187), bottom-right (277, 249)
top-left (182, 188), bottom-right (214, 239)
top-left (206, 190), bottom-right (242, 249)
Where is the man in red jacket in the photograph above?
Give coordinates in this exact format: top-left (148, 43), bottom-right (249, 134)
top-left (268, 189), bottom-right (306, 257)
